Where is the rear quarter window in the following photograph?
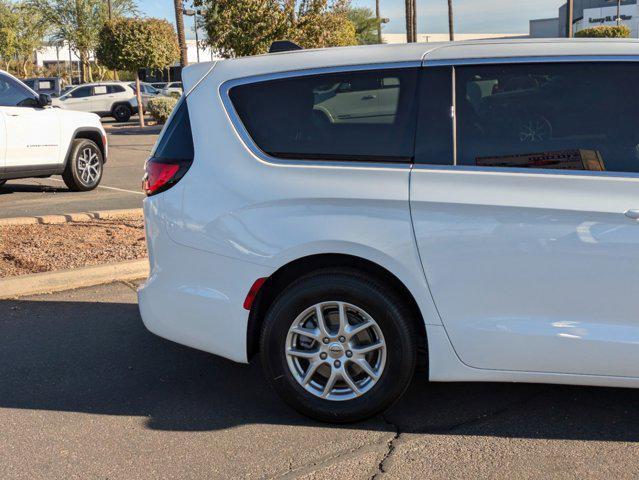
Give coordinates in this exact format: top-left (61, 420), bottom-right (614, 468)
top-left (229, 68), bottom-right (419, 162)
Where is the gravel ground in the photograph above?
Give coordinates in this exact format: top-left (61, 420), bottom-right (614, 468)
top-left (0, 214), bottom-right (146, 277)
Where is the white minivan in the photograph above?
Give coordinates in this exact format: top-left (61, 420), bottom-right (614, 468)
top-left (139, 39), bottom-right (639, 422)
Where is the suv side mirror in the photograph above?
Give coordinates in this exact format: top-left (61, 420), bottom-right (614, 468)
top-left (38, 93), bottom-right (52, 107)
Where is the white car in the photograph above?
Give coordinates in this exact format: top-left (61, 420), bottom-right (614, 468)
top-left (138, 39), bottom-right (639, 422)
top-left (160, 81), bottom-right (183, 97)
top-left (0, 71), bottom-right (107, 191)
top-left (53, 81), bottom-right (137, 122)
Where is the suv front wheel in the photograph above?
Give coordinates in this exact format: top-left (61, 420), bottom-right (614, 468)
top-left (260, 268), bottom-right (418, 423)
top-left (62, 139), bottom-right (104, 191)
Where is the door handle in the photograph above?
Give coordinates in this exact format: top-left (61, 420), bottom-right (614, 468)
top-left (624, 209), bottom-right (639, 220)
top-left (361, 95), bottom-right (376, 100)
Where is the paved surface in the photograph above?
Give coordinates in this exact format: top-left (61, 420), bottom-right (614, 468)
top-left (2, 283), bottom-right (639, 479)
top-left (0, 122), bottom-right (160, 219)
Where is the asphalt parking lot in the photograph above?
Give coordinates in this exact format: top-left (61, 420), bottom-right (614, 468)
top-left (2, 282), bottom-right (639, 479)
top-left (0, 121), bottom-right (159, 219)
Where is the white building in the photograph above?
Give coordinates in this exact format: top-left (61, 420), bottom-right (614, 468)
top-left (33, 39), bottom-right (218, 69)
top-left (382, 33), bottom-right (526, 43)
top-left (530, 0), bottom-right (639, 38)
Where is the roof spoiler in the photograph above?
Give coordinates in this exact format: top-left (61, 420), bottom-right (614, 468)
top-left (269, 40), bottom-right (303, 53)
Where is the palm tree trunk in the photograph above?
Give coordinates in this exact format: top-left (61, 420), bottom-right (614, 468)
top-left (173, 0), bottom-right (188, 67)
top-left (447, 0), bottom-right (454, 41)
top-left (376, 0), bottom-right (382, 44)
top-left (405, 0), bottom-right (416, 42)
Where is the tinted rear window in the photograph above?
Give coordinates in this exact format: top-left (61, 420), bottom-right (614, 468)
top-left (229, 68), bottom-right (419, 162)
top-left (153, 100), bottom-right (194, 160)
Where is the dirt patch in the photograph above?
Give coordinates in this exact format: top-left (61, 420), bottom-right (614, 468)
top-left (0, 214), bottom-right (146, 278)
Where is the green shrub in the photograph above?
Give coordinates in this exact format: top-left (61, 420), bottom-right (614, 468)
top-left (169, 91), bottom-right (181, 99)
top-left (147, 96), bottom-right (178, 124)
top-left (575, 25), bottom-right (631, 38)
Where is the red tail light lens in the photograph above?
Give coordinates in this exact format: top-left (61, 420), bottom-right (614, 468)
top-left (143, 161), bottom-right (181, 195)
top-left (143, 99), bottom-right (193, 196)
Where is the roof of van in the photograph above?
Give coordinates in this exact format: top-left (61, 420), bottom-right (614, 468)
top-left (183, 38), bottom-right (639, 88)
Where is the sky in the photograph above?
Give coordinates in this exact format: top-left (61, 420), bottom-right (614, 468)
top-left (138, 0), bottom-right (565, 38)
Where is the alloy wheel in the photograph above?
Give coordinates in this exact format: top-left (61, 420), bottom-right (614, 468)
top-left (77, 147), bottom-right (101, 186)
top-left (285, 301), bottom-right (387, 401)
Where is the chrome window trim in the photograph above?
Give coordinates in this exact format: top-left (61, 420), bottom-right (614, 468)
top-left (411, 164), bottom-right (639, 180)
top-left (422, 54), bottom-right (639, 67)
top-left (219, 61), bottom-right (421, 170)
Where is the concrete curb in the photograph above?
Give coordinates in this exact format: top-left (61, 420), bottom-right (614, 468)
top-left (0, 208), bottom-right (143, 226)
top-left (0, 259), bottom-right (149, 299)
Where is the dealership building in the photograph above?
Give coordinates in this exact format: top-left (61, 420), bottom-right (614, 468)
top-left (530, 0), bottom-right (639, 37)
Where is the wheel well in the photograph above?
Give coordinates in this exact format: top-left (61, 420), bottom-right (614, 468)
top-left (247, 253), bottom-right (428, 364)
top-left (74, 130), bottom-right (106, 161)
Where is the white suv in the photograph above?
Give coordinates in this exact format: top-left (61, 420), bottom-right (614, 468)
top-left (0, 71), bottom-right (107, 191)
top-left (138, 39), bottom-right (639, 422)
top-left (53, 81), bottom-right (137, 122)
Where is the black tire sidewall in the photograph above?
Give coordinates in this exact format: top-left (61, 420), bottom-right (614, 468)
top-left (113, 104), bottom-right (131, 122)
top-left (261, 271), bottom-right (417, 423)
top-left (63, 139), bottom-right (103, 191)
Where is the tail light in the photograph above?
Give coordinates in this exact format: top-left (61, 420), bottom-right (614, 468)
top-left (143, 99), bottom-right (194, 196)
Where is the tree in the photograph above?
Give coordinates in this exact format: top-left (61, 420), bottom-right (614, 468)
top-left (346, 7), bottom-right (383, 45)
top-left (0, 2), bottom-right (48, 77)
top-left (447, 0), bottom-right (454, 41)
top-left (200, 0), bottom-right (356, 58)
top-left (30, 0), bottom-right (137, 82)
top-left (0, 1), bottom-right (18, 71)
top-left (574, 25), bottom-right (630, 38)
top-left (96, 18), bottom-right (179, 127)
top-left (291, 0), bottom-right (356, 49)
top-left (173, 0), bottom-right (188, 66)
top-left (404, 0), bottom-right (416, 42)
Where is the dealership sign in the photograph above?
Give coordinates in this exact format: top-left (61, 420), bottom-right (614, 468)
top-left (589, 14), bottom-right (632, 23)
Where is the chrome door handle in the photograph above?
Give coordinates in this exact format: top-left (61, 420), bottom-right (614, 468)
top-left (624, 209), bottom-right (639, 220)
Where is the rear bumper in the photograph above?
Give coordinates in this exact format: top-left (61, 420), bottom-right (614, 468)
top-left (138, 198), bottom-right (272, 363)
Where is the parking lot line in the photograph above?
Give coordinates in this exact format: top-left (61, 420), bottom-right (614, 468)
top-left (48, 177), bottom-right (145, 196)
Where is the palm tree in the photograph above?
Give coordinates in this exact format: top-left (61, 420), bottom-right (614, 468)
top-left (173, 0), bottom-right (188, 67)
top-left (447, 0), bottom-right (454, 41)
top-left (404, 0), bottom-right (416, 42)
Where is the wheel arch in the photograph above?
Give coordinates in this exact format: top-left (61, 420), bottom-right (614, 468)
top-left (63, 127), bottom-right (107, 167)
top-left (246, 253), bottom-right (428, 366)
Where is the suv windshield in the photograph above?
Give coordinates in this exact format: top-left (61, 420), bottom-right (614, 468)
top-left (0, 73), bottom-right (37, 107)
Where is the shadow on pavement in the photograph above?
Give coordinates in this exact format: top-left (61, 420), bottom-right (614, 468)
top-left (1, 297), bottom-right (639, 441)
top-left (0, 183), bottom-right (68, 195)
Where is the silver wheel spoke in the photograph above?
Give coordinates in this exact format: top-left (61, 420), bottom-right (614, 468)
top-left (301, 361), bottom-right (322, 385)
top-left (346, 320), bottom-right (373, 338)
top-left (321, 370), bottom-right (339, 399)
top-left (290, 326), bottom-right (321, 342)
top-left (353, 341), bottom-right (383, 355)
top-left (341, 368), bottom-right (360, 395)
top-left (287, 348), bottom-right (317, 359)
top-left (337, 302), bottom-right (349, 336)
top-left (356, 358), bottom-right (379, 381)
top-left (315, 305), bottom-right (330, 338)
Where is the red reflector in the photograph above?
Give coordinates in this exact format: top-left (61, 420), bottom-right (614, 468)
top-left (244, 278), bottom-right (267, 311)
top-left (143, 162), bottom-right (180, 196)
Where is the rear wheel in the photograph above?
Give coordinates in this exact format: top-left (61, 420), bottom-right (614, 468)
top-left (62, 139), bottom-right (103, 191)
top-left (112, 103), bottom-right (131, 122)
top-left (260, 269), bottom-right (417, 423)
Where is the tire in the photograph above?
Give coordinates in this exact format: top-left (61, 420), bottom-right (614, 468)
top-left (112, 103), bottom-right (131, 122)
top-left (62, 139), bottom-right (104, 192)
top-left (260, 268), bottom-right (417, 423)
